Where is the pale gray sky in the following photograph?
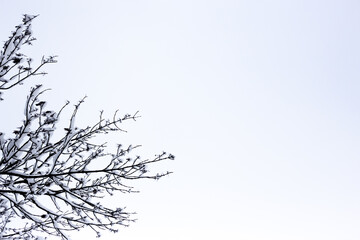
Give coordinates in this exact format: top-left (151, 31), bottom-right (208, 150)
top-left (1, 1), bottom-right (360, 239)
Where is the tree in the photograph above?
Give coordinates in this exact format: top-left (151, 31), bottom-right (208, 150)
top-left (0, 15), bottom-right (174, 240)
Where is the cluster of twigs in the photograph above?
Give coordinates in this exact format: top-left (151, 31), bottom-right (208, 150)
top-left (0, 15), bottom-right (173, 240)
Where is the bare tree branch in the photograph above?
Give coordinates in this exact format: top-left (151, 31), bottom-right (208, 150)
top-left (0, 14), bottom-right (57, 101)
top-left (0, 15), bottom-right (174, 240)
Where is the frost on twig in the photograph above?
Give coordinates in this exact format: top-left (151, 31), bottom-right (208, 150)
top-left (0, 15), bottom-right (174, 240)
top-left (0, 14), bottom-right (56, 101)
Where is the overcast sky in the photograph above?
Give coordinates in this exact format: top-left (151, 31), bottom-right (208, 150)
top-left (1, 1), bottom-right (360, 239)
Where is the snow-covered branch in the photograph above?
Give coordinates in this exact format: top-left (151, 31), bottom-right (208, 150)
top-left (0, 14), bottom-right (56, 101)
top-left (0, 15), bottom-right (174, 240)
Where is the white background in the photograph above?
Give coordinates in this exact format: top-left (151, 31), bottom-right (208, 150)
top-left (1, 1), bottom-right (360, 239)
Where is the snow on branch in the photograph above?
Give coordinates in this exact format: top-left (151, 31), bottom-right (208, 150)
top-left (0, 14), bottom-right (56, 100)
top-left (0, 15), bottom-right (174, 240)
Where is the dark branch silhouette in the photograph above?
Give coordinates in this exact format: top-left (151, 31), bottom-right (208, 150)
top-left (0, 14), bottom-right (174, 240)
